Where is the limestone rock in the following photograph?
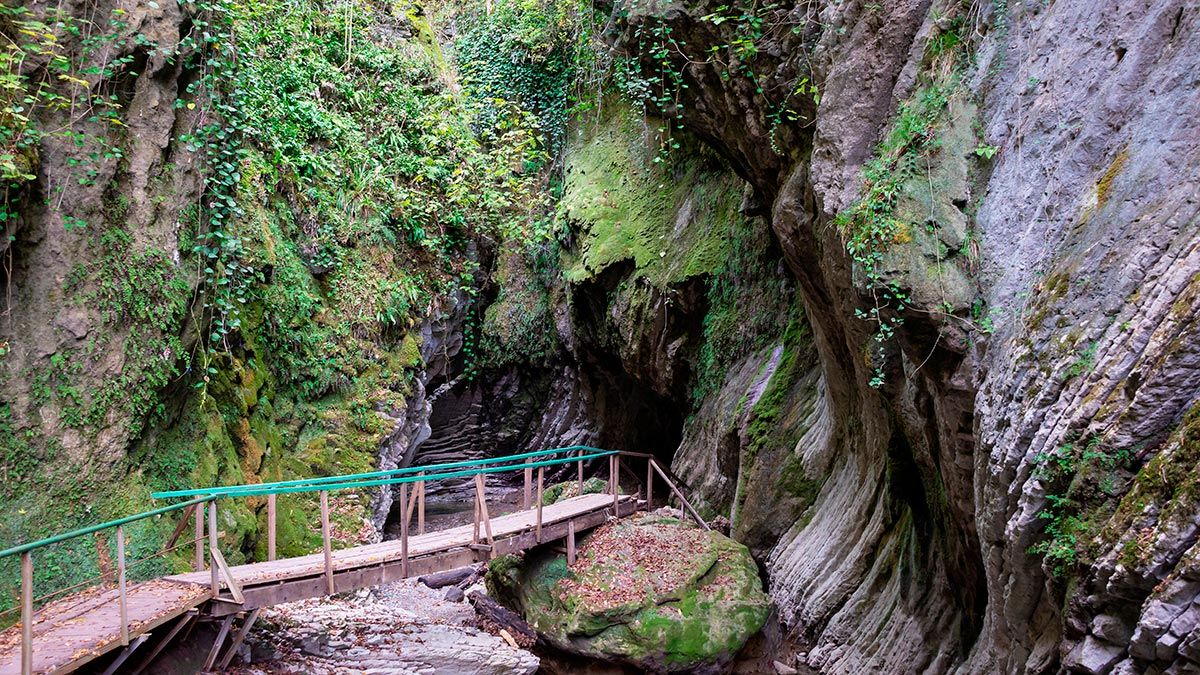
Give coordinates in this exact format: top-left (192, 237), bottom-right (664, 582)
top-left (492, 513), bottom-right (770, 673)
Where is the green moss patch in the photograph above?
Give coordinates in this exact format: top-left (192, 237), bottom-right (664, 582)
top-left (559, 103), bottom-right (745, 288)
top-left (541, 476), bottom-right (610, 505)
top-left (495, 513), bottom-right (770, 671)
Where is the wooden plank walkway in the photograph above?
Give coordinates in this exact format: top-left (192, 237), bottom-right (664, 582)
top-left (0, 581), bottom-right (209, 675)
top-left (0, 492), bottom-right (631, 674)
top-left (166, 492), bottom-right (626, 589)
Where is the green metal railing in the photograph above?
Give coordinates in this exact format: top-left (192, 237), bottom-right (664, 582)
top-left (0, 496), bottom-right (212, 560)
top-left (150, 444), bottom-right (617, 500)
top-left (0, 495), bottom-right (215, 675)
top-left (2, 444), bottom-right (672, 674)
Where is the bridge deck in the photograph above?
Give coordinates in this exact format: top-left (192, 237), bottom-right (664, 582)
top-left (166, 492), bottom-right (626, 590)
top-left (0, 492), bottom-right (630, 675)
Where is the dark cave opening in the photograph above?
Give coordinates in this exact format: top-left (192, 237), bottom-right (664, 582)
top-left (381, 327), bottom-right (688, 538)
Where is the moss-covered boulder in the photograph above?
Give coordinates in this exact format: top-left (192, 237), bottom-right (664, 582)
top-left (489, 513), bottom-right (770, 673)
top-left (540, 476), bottom-right (610, 505)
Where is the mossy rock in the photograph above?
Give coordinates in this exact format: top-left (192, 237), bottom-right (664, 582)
top-left (540, 476), bottom-right (609, 505)
top-left (495, 513), bottom-right (770, 673)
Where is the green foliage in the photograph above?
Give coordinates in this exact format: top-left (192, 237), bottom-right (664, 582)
top-left (692, 216), bottom-right (797, 407)
top-left (613, 0), bottom-right (819, 160)
top-left (973, 143), bottom-right (998, 159)
top-left (474, 249), bottom-right (560, 372)
top-left (610, 15), bottom-right (686, 161)
top-left (1065, 341), bottom-right (1098, 380)
top-left (558, 105), bottom-right (742, 286)
top-left (456, 0), bottom-right (599, 159)
top-left (177, 0), bottom-right (253, 352)
top-left (0, 3), bottom-right (151, 229)
top-left (67, 227), bottom-right (190, 433)
top-left (1028, 435), bottom-right (1134, 579)
top-left (831, 10), bottom-right (983, 387)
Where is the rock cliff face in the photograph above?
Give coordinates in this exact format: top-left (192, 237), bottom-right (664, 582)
top-left (0, 0), bottom-right (535, 586)
top-left (3, 0), bottom-right (1199, 671)
top-left (600, 0), bottom-right (1200, 672)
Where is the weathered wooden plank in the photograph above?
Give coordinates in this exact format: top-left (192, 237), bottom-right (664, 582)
top-left (194, 504), bottom-right (204, 572)
top-left (400, 483), bottom-right (409, 577)
top-left (535, 467), bottom-right (544, 543)
top-left (129, 610), bottom-right (195, 675)
top-left (267, 494), bottom-right (277, 562)
top-left (474, 474), bottom-right (494, 556)
top-left (116, 525), bottom-right (128, 646)
top-left (650, 459), bottom-right (710, 529)
top-left (211, 548), bottom-right (245, 605)
top-left (203, 615), bottom-right (235, 671)
top-left (209, 502), bottom-right (220, 596)
top-left (612, 455), bottom-right (620, 513)
top-left (320, 491), bottom-right (334, 595)
top-left (417, 475), bottom-right (426, 536)
top-left (20, 552), bottom-right (31, 675)
top-left (646, 457), bottom-right (654, 507)
top-left (218, 608), bottom-right (260, 669)
top-left (162, 503), bottom-right (197, 555)
top-left (524, 462), bottom-right (532, 510)
top-left (567, 519), bottom-right (576, 565)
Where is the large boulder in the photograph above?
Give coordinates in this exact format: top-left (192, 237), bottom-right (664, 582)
top-left (489, 512), bottom-right (771, 673)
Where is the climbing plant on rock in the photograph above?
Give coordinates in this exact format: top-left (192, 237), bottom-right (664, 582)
top-left (179, 0), bottom-right (252, 356)
top-left (833, 16), bottom-right (974, 387)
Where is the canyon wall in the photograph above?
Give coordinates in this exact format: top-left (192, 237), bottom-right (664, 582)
top-left (2, 0), bottom-right (1198, 672)
top-left (606, 0), bottom-right (1200, 672)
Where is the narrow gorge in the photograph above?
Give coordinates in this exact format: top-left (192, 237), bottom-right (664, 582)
top-left (0, 0), bottom-right (1197, 673)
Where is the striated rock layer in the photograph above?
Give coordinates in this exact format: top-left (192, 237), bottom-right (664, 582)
top-left (604, 0), bottom-right (1200, 673)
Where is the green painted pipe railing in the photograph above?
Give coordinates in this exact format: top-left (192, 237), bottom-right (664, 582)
top-left (151, 444), bottom-right (614, 499)
top-left (0, 495), bottom-right (212, 560)
top-left (3, 444), bottom-right (632, 674)
top-left (157, 449), bottom-right (616, 499)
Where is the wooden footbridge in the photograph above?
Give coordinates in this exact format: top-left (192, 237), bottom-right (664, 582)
top-left (0, 446), bottom-right (708, 674)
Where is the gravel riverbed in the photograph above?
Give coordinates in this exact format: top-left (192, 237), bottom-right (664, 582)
top-left (225, 580), bottom-right (539, 674)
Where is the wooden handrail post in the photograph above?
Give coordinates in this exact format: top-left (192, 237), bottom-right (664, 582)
top-left (566, 519), bottom-right (576, 565)
top-left (116, 525), bottom-right (128, 646)
top-left (535, 466), bottom-right (544, 543)
top-left (473, 473), bottom-right (495, 556)
top-left (612, 455), bottom-right (620, 514)
top-left (404, 478), bottom-right (419, 533)
top-left (194, 503), bottom-right (204, 572)
top-left (472, 486), bottom-right (480, 545)
top-left (523, 461), bottom-right (532, 510)
top-left (20, 551), bottom-right (31, 675)
top-left (399, 482), bottom-right (409, 578)
top-left (208, 500), bottom-right (220, 597)
top-left (649, 459), bottom-right (711, 530)
top-left (267, 493), bottom-right (277, 562)
top-left (320, 491), bottom-right (334, 595)
top-left (646, 456), bottom-right (654, 508)
top-left (418, 472), bottom-right (426, 536)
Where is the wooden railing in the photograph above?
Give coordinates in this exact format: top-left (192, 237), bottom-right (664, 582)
top-left (2, 445), bottom-right (709, 673)
top-left (0, 496), bottom-right (212, 675)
